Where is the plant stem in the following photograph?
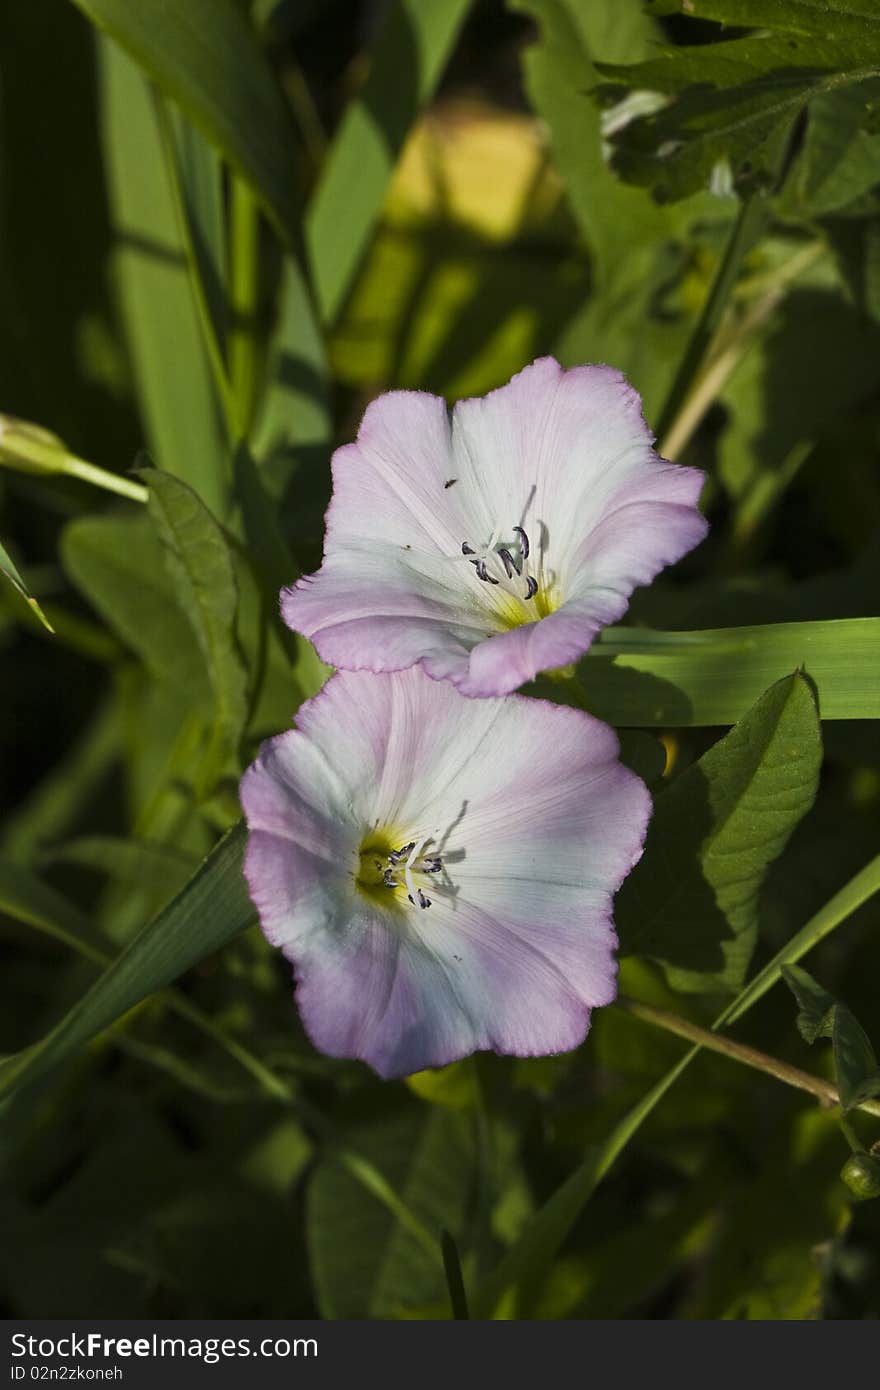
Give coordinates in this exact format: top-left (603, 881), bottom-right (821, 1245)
top-left (656, 190), bottom-right (770, 449)
top-left (660, 239), bottom-right (824, 461)
top-left (229, 176), bottom-right (261, 435)
top-left (61, 453), bottom-right (148, 504)
top-left (617, 996), bottom-right (880, 1119)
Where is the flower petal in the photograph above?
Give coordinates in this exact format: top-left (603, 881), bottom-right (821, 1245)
top-left (241, 669), bottom-right (650, 1078)
top-left (281, 359), bottom-right (706, 696)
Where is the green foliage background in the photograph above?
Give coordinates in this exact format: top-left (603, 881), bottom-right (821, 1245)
top-left (2, 0), bottom-right (880, 1319)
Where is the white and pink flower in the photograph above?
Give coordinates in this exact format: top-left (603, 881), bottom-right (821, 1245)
top-left (241, 667), bottom-right (650, 1079)
top-left (283, 357), bottom-right (707, 698)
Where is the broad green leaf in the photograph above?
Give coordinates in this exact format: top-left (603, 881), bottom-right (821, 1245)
top-left (574, 617), bottom-right (880, 725)
top-left (98, 38), bottom-right (228, 515)
top-left (782, 964), bottom-right (880, 1111)
top-left (783, 86), bottom-right (880, 217)
top-left (307, 1102), bottom-right (474, 1318)
top-left (825, 217), bottom-right (880, 322)
top-left (598, 7), bottom-right (880, 203)
top-left (472, 851), bottom-right (880, 1318)
top-left (600, 70), bottom-right (868, 205)
top-left (61, 512), bottom-right (210, 696)
top-left (143, 470), bottom-right (248, 766)
top-left (0, 821), bottom-right (253, 1102)
top-left (0, 537), bottom-right (54, 633)
top-left (645, 0), bottom-right (880, 43)
top-left (73, 0), bottom-right (303, 242)
top-left (617, 673), bottom-right (822, 992)
top-left (306, 0), bottom-right (472, 324)
top-left (781, 963), bottom-right (837, 1042)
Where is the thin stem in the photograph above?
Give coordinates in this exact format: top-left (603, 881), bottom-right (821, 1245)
top-left (617, 997), bottom-right (880, 1120)
top-left (62, 454), bottom-right (148, 504)
top-left (660, 240), bottom-right (825, 461)
top-left (656, 191), bottom-right (770, 447)
top-left (229, 175), bottom-right (260, 437)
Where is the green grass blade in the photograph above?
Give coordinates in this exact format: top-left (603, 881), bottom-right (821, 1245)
top-left (72, 0), bottom-right (303, 243)
top-left (305, 0), bottom-right (472, 325)
top-left (579, 617), bottom-right (880, 724)
top-left (0, 821), bottom-right (254, 1101)
top-left (0, 537), bottom-right (54, 633)
top-left (98, 37), bottom-right (229, 514)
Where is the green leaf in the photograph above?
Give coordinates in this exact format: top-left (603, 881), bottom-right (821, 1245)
top-left (597, 7), bottom-right (880, 203)
top-left (0, 537), bottom-right (54, 633)
top-left (61, 512), bottom-right (209, 696)
top-left (833, 1007), bottom-right (880, 1111)
top-left (783, 963), bottom-right (880, 1111)
top-left (307, 1102), bottom-right (474, 1318)
top-left (0, 821), bottom-right (254, 1102)
top-left (143, 470), bottom-right (248, 767)
top-left (617, 673), bottom-right (822, 992)
top-left (574, 617), bottom-right (880, 725)
top-left (781, 963), bottom-right (837, 1042)
top-left (98, 38), bottom-right (229, 515)
top-left (305, 0), bottom-right (472, 324)
top-left (646, 0), bottom-right (880, 43)
top-left (783, 85), bottom-right (880, 217)
top-left (511, 0), bottom-right (667, 275)
top-left (73, 0), bottom-right (303, 243)
top-left (472, 852), bottom-right (880, 1318)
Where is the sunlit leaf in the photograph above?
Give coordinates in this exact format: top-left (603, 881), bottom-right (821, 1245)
top-left (617, 673), bottom-right (822, 992)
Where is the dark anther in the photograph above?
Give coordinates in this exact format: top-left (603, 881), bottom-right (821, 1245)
top-left (498, 547), bottom-right (521, 578)
top-left (389, 842), bottom-right (415, 864)
top-left (513, 525), bottom-right (530, 559)
top-left (475, 560), bottom-right (499, 584)
top-left (461, 542), bottom-right (475, 555)
top-left (422, 857), bottom-right (442, 874)
top-left (418, 891), bottom-right (432, 909)
top-left (383, 869), bottom-right (398, 888)
top-left (524, 576), bottom-right (538, 600)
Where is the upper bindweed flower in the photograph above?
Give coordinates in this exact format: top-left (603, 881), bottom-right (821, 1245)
top-left (282, 356), bottom-right (707, 698)
top-left (240, 666), bottom-right (650, 1079)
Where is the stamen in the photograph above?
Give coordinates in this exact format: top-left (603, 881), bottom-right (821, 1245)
top-left (513, 525), bottom-right (530, 559)
top-left (524, 576), bottom-right (538, 600)
top-left (498, 547), bottom-right (521, 578)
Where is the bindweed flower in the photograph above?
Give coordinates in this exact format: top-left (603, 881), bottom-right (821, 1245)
top-left (283, 356), bottom-right (707, 698)
top-left (240, 667), bottom-right (650, 1079)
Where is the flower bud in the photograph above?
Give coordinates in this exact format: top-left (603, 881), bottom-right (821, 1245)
top-left (0, 415), bottom-right (68, 476)
top-left (841, 1152), bottom-right (880, 1201)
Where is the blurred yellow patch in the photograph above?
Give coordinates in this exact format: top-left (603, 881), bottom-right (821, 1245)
top-left (386, 101), bottom-right (564, 242)
top-left (405, 1056), bottom-right (479, 1109)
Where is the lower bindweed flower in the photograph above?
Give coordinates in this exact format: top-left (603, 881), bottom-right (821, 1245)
top-left (282, 356), bottom-right (707, 698)
top-left (240, 667), bottom-right (650, 1079)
